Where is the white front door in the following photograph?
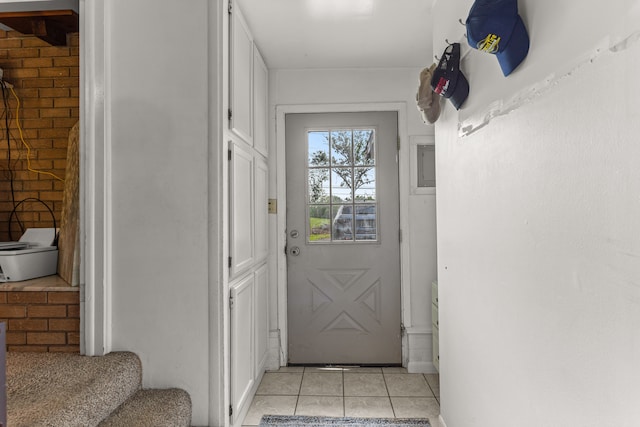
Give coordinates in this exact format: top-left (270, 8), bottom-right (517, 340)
top-left (285, 112), bottom-right (401, 365)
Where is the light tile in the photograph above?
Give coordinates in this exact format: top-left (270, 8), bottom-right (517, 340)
top-left (241, 395), bottom-right (298, 426)
top-left (424, 374), bottom-right (440, 397)
top-left (268, 366), bottom-right (305, 373)
top-left (344, 396), bottom-right (394, 418)
top-left (305, 367), bottom-right (345, 373)
top-left (342, 367), bottom-right (382, 374)
top-left (299, 372), bottom-right (343, 396)
top-left (256, 372), bottom-right (303, 395)
top-left (382, 367), bottom-right (408, 374)
top-left (295, 396), bottom-right (344, 417)
top-left (344, 373), bottom-right (388, 397)
top-left (391, 397), bottom-right (440, 419)
top-left (384, 374), bottom-right (433, 397)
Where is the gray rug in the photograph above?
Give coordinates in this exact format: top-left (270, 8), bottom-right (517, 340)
top-left (259, 415), bottom-right (430, 426)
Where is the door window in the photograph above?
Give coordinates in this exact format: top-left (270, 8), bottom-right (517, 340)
top-left (306, 128), bottom-right (378, 242)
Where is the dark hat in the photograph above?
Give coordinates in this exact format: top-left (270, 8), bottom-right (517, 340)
top-left (466, 0), bottom-right (530, 76)
top-left (430, 43), bottom-right (469, 110)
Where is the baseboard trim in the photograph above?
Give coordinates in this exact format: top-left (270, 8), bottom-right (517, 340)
top-left (407, 360), bottom-right (438, 374)
top-left (439, 414), bottom-right (447, 427)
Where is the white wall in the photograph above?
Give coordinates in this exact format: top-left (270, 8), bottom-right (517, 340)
top-left (107, 1), bottom-right (212, 425)
top-left (433, 1), bottom-right (640, 426)
top-left (269, 68), bottom-right (438, 370)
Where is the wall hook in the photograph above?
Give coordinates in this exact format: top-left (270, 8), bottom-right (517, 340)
top-left (434, 55), bottom-right (440, 61)
top-left (445, 39), bottom-right (452, 45)
top-left (458, 18), bottom-right (466, 26)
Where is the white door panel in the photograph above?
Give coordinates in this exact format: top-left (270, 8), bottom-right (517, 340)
top-left (230, 274), bottom-right (254, 423)
top-left (254, 264), bottom-right (269, 375)
top-left (254, 156), bottom-right (269, 262)
top-left (230, 6), bottom-right (253, 143)
top-left (229, 141), bottom-right (254, 277)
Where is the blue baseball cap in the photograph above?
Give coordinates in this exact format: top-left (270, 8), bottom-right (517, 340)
top-left (466, 0), bottom-right (530, 76)
top-left (430, 43), bottom-right (469, 110)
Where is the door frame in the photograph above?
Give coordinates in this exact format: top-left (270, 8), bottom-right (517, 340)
top-left (275, 102), bottom-right (412, 366)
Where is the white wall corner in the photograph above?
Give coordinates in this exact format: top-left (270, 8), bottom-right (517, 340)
top-left (405, 328), bottom-right (437, 373)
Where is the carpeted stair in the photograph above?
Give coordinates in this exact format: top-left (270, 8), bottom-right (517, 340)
top-left (6, 351), bottom-right (192, 427)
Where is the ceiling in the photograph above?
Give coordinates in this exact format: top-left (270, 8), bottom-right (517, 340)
top-left (236, 0), bottom-right (434, 69)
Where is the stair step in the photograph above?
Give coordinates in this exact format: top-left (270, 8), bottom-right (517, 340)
top-left (7, 351), bottom-right (142, 427)
top-left (98, 388), bottom-right (192, 427)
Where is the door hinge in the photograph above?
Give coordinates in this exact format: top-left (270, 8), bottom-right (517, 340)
top-left (228, 1), bottom-right (233, 14)
top-left (397, 136), bottom-right (401, 151)
top-left (229, 404), bottom-right (233, 416)
top-left (228, 108), bottom-right (233, 121)
top-left (228, 256), bottom-right (232, 268)
top-left (228, 148), bottom-right (232, 161)
top-left (229, 295), bottom-right (235, 309)
top-left (284, 245), bottom-right (287, 255)
top-left (401, 323), bottom-right (406, 336)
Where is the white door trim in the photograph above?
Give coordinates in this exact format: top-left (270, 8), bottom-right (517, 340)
top-left (80, 0), bottom-right (111, 356)
top-left (275, 102), bottom-right (411, 366)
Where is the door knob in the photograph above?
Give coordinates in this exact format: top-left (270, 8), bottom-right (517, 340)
top-left (290, 246), bottom-right (300, 256)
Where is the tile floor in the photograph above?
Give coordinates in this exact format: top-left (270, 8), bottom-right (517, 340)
top-left (241, 367), bottom-right (440, 426)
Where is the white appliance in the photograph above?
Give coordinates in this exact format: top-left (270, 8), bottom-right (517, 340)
top-left (0, 228), bottom-right (58, 282)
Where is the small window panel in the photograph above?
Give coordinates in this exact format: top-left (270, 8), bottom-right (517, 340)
top-left (417, 144), bottom-right (436, 188)
top-left (307, 128), bottom-right (378, 243)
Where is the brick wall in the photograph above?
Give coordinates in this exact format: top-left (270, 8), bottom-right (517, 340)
top-left (0, 29), bottom-right (79, 241)
top-left (0, 290), bottom-right (79, 352)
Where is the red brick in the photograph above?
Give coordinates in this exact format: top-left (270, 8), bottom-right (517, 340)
top-left (16, 88), bottom-right (40, 98)
top-left (17, 108), bottom-right (40, 119)
top-left (27, 332), bottom-right (66, 345)
top-left (22, 78), bottom-right (55, 88)
top-left (21, 38), bottom-right (50, 48)
top-left (0, 38), bottom-right (23, 48)
top-left (54, 77), bottom-right (79, 88)
top-left (53, 56), bottom-right (79, 67)
top-left (8, 318), bottom-right (48, 331)
top-left (39, 46), bottom-right (70, 57)
top-left (4, 68), bottom-right (39, 79)
top-left (53, 118), bottom-right (78, 128)
top-left (8, 47), bottom-right (38, 58)
top-left (67, 305), bottom-right (80, 318)
top-left (49, 318), bottom-right (79, 331)
top-left (0, 305), bottom-right (26, 318)
top-left (8, 345), bottom-right (48, 352)
top-left (23, 180), bottom-right (54, 191)
top-left (0, 293), bottom-right (6, 304)
top-left (8, 292), bottom-right (47, 304)
top-left (20, 118), bottom-right (53, 128)
top-left (22, 57), bottom-right (54, 68)
top-left (67, 332), bottom-right (80, 345)
top-left (53, 98), bottom-right (79, 108)
top-left (7, 331), bottom-right (26, 345)
top-left (28, 305), bottom-right (67, 318)
top-left (47, 292), bottom-right (79, 304)
top-left (39, 88), bottom-right (69, 98)
top-left (38, 128), bottom-right (70, 138)
top-left (39, 67), bottom-right (70, 78)
top-left (40, 108), bottom-right (71, 118)
top-left (22, 97), bottom-right (54, 108)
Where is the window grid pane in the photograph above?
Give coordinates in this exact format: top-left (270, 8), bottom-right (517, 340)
top-left (307, 128), bottom-right (378, 243)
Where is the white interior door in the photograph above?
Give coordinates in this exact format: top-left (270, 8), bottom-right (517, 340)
top-left (285, 112), bottom-right (401, 365)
